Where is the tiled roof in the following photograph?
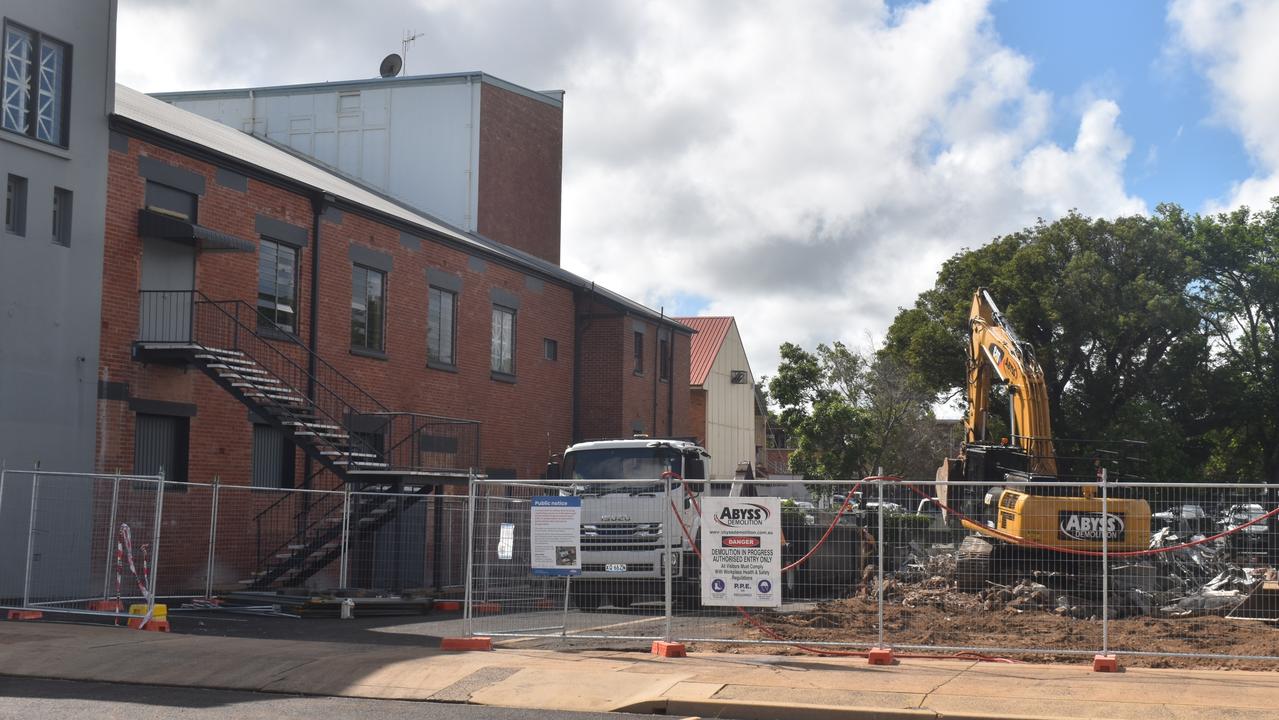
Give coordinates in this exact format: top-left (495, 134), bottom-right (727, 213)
top-left (675, 316), bottom-right (734, 386)
top-left (112, 84), bottom-right (690, 332)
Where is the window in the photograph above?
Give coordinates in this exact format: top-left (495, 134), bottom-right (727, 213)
top-left (3, 20), bottom-right (70, 147)
top-left (350, 264), bottom-right (385, 352)
top-left (731, 370), bottom-right (748, 384)
top-left (659, 335), bottom-right (671, 382)
top-left (51, 186), bottom-right (70, 246)
top-left (633, 331), bottom-right (645, 375)
top-left (251, 424), bottom-right (293, 489)
top-left (544, 338), bottom-right (558, 361)
top-left (145, 180), bottom-right (197, 221)
top-left (5, 174), bottom-right (24, 235)
top-left (428, 286), bottom-right (456, 367)
top-left (134, 413), bottom-right (189, 489)
top-left (491, 305), bottom-right (516, 376)
top-left (257, 239), bottom-right (298, 334)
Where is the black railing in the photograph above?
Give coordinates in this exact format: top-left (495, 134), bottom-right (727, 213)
top-left (361, 412), bottom-right (481, 475)
top-left (137, 290), bottom-right (481, 476)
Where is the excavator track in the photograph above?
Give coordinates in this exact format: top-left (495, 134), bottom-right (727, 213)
top-left (956, 535), bottom-right (994, 593)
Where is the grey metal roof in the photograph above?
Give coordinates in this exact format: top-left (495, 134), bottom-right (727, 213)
top-left (112, 84), bottom-right (687, 332)
top-left (150, 71), bottom-right (564, 108)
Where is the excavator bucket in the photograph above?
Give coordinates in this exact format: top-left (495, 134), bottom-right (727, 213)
top-left (1227, 581), bottom-right (1279, 623)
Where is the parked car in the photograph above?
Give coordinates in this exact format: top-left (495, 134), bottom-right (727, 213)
top-left (1219, 503), bottom-right (1273, 563)
top-left (1152, 504), bottom-right (1213, 537)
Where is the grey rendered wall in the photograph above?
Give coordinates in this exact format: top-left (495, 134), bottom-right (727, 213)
top-left (168, 78), bottom-right (482, 234)
top-left (0, 0), bottom-right (115, 598)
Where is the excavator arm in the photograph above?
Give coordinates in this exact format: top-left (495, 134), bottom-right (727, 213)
top-left (965, 288), bottom-right (1056, 475)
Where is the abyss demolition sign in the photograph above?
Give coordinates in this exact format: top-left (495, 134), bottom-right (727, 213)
top-left (701, 497), bottom-right (781, 607)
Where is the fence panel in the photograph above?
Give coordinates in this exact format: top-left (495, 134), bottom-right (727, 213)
top-left (0, 469), bottom-right (163, 620)
top-left (210, 484), bottom-right (347, 594)
top-left (462, 474), bottom-right (1279, 666)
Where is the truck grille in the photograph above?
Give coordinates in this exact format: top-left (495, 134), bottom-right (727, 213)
top-left (581, 522), bottom-right (663, 551)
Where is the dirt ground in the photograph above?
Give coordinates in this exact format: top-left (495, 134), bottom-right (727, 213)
top-left (698, 590), bottom-right (1279, 670)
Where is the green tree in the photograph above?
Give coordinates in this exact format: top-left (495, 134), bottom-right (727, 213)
top-left (768, 342), bottom-right (941, 486)
top-left (882, 208), bottom-right (1206, 481)
top-left (1187, 200), bottom-right (1279, 483)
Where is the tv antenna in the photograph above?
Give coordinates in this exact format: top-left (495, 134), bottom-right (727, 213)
top-left (401, 29), bottom-right (425, 75)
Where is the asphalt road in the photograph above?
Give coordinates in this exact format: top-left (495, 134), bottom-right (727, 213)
top-left (0, 677), bottom-right (663, 720)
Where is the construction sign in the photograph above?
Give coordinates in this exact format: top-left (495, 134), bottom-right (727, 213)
top-left (531, 496), bottom-right (581, 576)
top-left (700, 497), bottom-right (781, 607)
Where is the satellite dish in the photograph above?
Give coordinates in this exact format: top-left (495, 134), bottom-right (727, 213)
top-left (379, 53), bottom-right (403, 78)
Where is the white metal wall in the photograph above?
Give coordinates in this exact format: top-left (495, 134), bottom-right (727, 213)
top-left (170, 80), bottom-right (481, 233)
top-left (702, 322), bottom-right (756, 479)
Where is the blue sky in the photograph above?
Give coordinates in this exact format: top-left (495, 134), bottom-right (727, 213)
top-left (992, 0), bottom-right (1250, 212)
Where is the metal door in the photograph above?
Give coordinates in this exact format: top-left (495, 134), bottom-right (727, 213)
top-left (139, 237), bottom-right (196, 342)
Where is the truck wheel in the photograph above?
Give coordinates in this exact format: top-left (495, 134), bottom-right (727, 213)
top-left (571, 588), bottom-right (601, 611)
top-left (674, 581), bottom-right (702, 612)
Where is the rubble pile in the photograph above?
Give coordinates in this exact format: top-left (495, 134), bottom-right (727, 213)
top-left (878, 530), bottom-right (1276, 621)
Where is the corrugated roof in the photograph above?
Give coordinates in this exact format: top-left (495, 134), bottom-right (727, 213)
top-left (112, 84), bottom-right (688, 331)
top-left (676, 316), bottom-right (735, 386)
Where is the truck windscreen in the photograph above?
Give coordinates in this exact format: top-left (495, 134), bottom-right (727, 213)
top-left (562, 448), bottom-right (681, 494)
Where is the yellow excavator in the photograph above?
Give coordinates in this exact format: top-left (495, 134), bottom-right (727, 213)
top-left (936, 288), bottom-right (1151, 592)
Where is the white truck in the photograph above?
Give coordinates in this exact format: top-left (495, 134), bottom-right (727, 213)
top-left (546, 438), bottom-right (747, 610)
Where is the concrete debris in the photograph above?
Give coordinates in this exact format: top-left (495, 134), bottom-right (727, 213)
top-left (885, 536), bottom-right (1271, 620)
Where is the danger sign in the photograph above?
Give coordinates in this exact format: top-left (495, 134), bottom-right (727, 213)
top-left (701, 497), bottom-right (781, 607)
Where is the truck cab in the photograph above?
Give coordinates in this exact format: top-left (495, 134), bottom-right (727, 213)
top-left (547, 438), bottom-right (739, 609)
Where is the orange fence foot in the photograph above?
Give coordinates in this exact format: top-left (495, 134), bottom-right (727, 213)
top-left (88, 600), bottom-right (123, 613)
top-left (473, 601), bottom-right (501, 614)
top-left (442, 636), bottom-right (492, 651)
top-left (6, 610), bottom-right (42, 621)
top-left (533, 598), bottom-right (557, 610)
top-left (868, 647), bottom-right (896, 666)
top-left (433, 600), bottom-right (462, 612)
top-left (1093, 654), bottom-right (1119, 672)
top-left (651, 641), bottom-right (686, 658)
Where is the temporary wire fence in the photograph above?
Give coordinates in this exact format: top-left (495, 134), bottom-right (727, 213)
top-left (465, 474), bottom-right (1279, 665)
top-left (0, 466), bottom-right (167, 626)
top-left (0, 465), bottom-right (474, 626)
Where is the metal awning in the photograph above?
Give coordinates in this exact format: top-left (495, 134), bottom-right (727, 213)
top-left (137, 208), bottom-right (256, 253)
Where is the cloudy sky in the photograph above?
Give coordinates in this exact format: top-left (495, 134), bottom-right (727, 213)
top-left (116, 0), bottom-right (1279, 381)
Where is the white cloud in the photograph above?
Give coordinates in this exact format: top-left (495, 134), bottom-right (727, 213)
top-left (116, 0), bottom-right (1145, 381)
top-left (1168, 0), bottom-right (1279, 212)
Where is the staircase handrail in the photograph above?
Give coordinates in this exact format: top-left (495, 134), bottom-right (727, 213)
top-left (192, 293), bottom-right (389, 413)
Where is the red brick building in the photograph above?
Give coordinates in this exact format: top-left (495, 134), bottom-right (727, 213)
top-left (95, 85), bottom-right (692, 592)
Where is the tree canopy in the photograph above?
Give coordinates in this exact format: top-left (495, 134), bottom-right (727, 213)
top-left (876, 202), bottom-right (1279, 483)
top-left (769, 201), bottom-right (1279, 485)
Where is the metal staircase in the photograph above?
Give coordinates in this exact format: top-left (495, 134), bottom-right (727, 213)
top-left (136, 290), bottom-right (479, 590)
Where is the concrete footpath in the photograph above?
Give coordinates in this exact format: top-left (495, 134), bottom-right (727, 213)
top-left (0, 621), bottom-right (1277, 719)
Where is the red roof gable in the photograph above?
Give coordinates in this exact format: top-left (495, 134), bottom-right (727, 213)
top-left (675, 316), bottom-right (735, 386)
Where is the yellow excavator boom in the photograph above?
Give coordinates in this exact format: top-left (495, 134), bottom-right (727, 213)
top-left (965, 288), bottom-right (1057, 475)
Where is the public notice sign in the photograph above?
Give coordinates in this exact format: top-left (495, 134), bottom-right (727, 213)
top-left (700, 497), bottom-right (782, 607)
top-left (531, 496), bottom-right (582, 576)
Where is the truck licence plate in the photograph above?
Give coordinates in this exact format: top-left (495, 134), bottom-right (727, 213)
top-left (604, 563), bottom-right (627, 573)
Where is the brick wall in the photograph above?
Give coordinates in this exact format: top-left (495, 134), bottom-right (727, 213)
top-left (574, 298), bottom-right (693, 442)
top-left (477, 83), bottom-right (562, 265)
